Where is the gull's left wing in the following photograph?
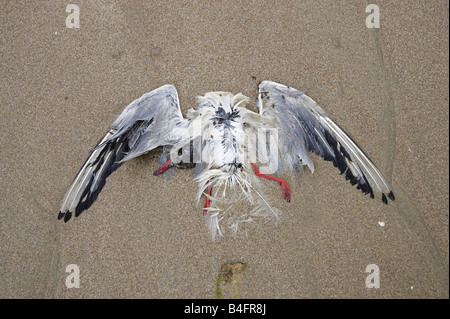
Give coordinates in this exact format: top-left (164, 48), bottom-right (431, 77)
top-left (58, 85), bottom-right (189, 222)
top-left (257, 80), bottom-right (394, 204)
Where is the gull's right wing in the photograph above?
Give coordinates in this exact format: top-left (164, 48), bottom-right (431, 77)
top-left (58, 85), bottom-right (189, 222)
top-left (257, 81), bottom-right (394, 204)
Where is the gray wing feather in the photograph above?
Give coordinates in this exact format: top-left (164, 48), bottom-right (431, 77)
top-left (59, 85), bottom-right (187, 221)
top-left (258, 80), bottom-right (394, 204)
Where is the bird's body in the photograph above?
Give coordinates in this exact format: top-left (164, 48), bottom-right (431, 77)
top-left (59, 81), bottom-right (394, 239)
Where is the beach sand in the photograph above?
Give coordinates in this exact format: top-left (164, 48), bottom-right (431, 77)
top-left (1, 0), bottom-right (448, 298)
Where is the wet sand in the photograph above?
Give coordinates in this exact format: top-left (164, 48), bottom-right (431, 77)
top-left (1, 0), bottom-right (448, 298)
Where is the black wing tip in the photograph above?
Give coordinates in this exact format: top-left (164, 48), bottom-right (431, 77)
top-left (377, 190), bottom-right (396, 205)
top-left (343, 167), bottom-right (393, 204)
top-left (60, 136), bottom-right (127, 224)
top-left (380, 191), bottom-right (395, 204)
top-left (58, 210), bottom-right (75, 222)
top-left (59, 209), bottom-right (85, 222)
top-left (382, 193), bottom-right (388, 205)
top-left (75, 206), bottom-right (85, 217)
top-left (60, 211), bottom-right (72, 222)
top-left (388, 191), bottom-right (395, 200)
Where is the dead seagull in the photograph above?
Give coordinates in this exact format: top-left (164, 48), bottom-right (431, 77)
top-left (58, 81), bottom-right (394, 239)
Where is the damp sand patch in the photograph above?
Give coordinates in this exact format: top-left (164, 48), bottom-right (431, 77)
top-left (216, 262), bottom-right (247, 299)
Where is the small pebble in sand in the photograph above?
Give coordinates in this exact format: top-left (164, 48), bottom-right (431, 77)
top-left (378, 221), bottom-right (386, 227)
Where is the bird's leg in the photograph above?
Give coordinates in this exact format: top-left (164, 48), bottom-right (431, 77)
top-left (203, 180), bottom-right (212, 215)
top-left (153, 159), bottom-right (173, 175)
top-left (251, 163), bottom-right (291, 202)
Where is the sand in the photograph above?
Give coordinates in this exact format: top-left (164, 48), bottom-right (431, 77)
top-left (1, 0), bottom-right (448, 298)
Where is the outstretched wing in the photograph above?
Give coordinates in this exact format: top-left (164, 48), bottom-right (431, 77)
top-left (59, 84), bottom-right (188, 222)
top-left (258, 80), bottom-right (394, 204)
